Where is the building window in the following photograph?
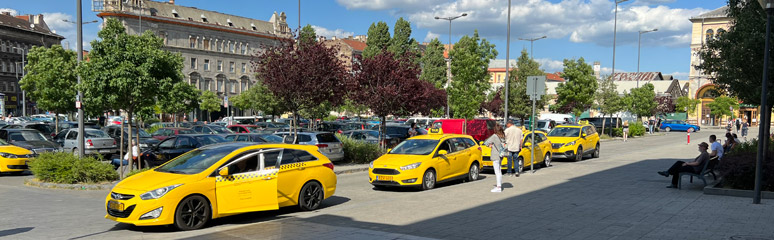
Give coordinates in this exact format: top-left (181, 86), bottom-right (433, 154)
top-left (241, 81), bottom-right (247, 92)
top-left (230, 80), bottom-right (236, 93)
top-left (216, 40), bottom-right (222, 52)
top-left (229, 62), bottom-right (235, 73)
top-left (203, 39), bottom-right (210, 50)
top-left (717, 28), bottom-right (726, 38)
top-left (157, 31), bottom-right (167, 45)
top-left (239, 43), bottom-right (245, 55)
top-left (190, 57), bottom-right (197, 69)
top-left (0, 61), bottom-right (5, 72)
top-left (217, 79), bottom-right (223, 92)
top-left (241, 63), bottom-right (247, 73)
top-left (217, 60), bottom-right (223, 72)
top-left (229, 41), bottom-right (235, 53)
top-left (705, 29), bottom-right (714, 43)
top-left (9, 62), bottom-right (15, 73)
top-left (8, 82), bottom-right (15, 93)
top-left (204, 59), bottom-right (210, 71)
top-left (202, 16), bottom-right (208, 23)
top-left (190, 36), bottom-right (196, 48)
top-left (0, 40), bottom-right (5, 52)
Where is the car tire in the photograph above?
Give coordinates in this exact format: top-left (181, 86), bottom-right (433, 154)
top-left (541, 153), bottom-right (551, 167)
top-left (593, 143), bottom-right (600, 158)
top-left (421, 169), bottom-right (436, 190)
top-left (517, 157), bottom-right (524, 174)
top-left (688, 127), bottom-right (695, 133)
top-left (299, 181), bottom-right (324, 211)
top-left (467, 163), bottom-right (479, 182)
top-left (665, 127), bottom-right (671, 132)
top-left (574, 147), bottom-right (583, 162)
top-left (174, 195), bottom-right (210, 231)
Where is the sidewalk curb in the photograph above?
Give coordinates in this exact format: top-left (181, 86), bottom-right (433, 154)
top-left (24, 178), bottom-right (116, 190)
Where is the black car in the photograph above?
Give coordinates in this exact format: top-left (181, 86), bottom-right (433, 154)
top-left (140, 134), bottom-right (228, 167)
top-left (370, 123), bottom-right (415, 142)
top-left (102, 126), bottom-right (160, 150)
top-left (3, 123), bottom-right (56, 140)
top-left (0, 129), bottom-right (60, 153)
top-left (224, 133), bottom-right (284, 143)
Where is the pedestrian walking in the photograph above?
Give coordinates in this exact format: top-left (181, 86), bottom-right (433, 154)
top-left (484, 124), bottom-right (507, 192)
top-left (735, 118), bottom-right (741, 134)
top-left (623, 121), bottom-right (629, 142)
top-left (742, 120), bottom-right (749, 141)
top-left (504, 120), bottom-right (523, 177)
top-left (648, 118), bottom-right (655, 134)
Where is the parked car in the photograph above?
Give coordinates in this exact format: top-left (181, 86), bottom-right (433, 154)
top-left (3, 123), bottom-right (56, 140)
top-left (0, 129), bottom-right (60, 154)
top-left (224, 133), bottom-right (284, 143)
top-left (659, 120), bottom-right (700, 132)
top-left (193, 124), bottom-right (234, 134)
top-left (0, 141), bottom-right (34, 174)
top-left (106, 116), bottom-right (123, 126)
top-left (546, 123), bottom-right (600, 161)
top-left (57, 121), bottom-right (101, 131)
top-left (55, 128), bottom-right (118, 157)
top-left (150, 122), bottom-right (193, 128)
top-left (274, 132), bottom-right (344, 162)
top-left (580, 117), bottom-right (622, 131)
top-left (102, 126), bottom-right (160, 150)
top-left (340, 130), bottom-right (400, 146)
top-left (150, 127), bottom-right (196, 141)
top-left (139, 134), bottom-right (228, 167)
top-left (541, 113), bottom-right (576, 124)
top-left (481, 130), bottom-right (553, 172)
top-left (430, 119), bottom-right (497, 142)
top-left (317, 121), bottom-right (351, 133)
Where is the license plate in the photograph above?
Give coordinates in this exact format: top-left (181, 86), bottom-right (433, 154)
top-left (376, 175), bottom-right (393, 181)
top-left (108, 200), bottom-right (124, 212)
top-left (100, 149), bottom-right (112, 153)
top-left (483, 161), bottom-right (493, 167)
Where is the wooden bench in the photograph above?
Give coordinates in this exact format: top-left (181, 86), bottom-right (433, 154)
top-left (677, 156), bottom-right (718, 189)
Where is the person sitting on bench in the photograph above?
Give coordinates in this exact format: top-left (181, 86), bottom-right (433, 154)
top-left (657, 142), bottom-right (710, 188)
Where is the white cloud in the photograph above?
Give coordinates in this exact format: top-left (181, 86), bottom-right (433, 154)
top-left (0, 8), bottom-right (18, 16)
top-left (311, 25), bottom-right (355, 39)
top-left (632, 0), bottom-right (676, 6)
top-left (667, 71), bottom-right (689, 80)
top-left (423, 31), bottom-right (441, 42)
top-left (535, 58), bottom-right (565, 73)
top-left (336, 0), bottom-right (446, 12)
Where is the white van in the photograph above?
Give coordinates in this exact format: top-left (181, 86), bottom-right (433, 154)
top-left (540, 114), bottom-right (575, 124)
top-left (405, 117), bottom-right (440, 128)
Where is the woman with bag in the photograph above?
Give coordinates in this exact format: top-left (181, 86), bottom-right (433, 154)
top-left (484, 124), bottom-right (507, 193)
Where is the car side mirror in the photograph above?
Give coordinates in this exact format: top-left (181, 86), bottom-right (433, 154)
top-left (218, 168), bottom-right (229, 176)
top-left (438, 150), bottom-right (448, 155)
top-left (479, 141), bottom-right (484, 145)
top-left (581, 133), bottom-right (587, 138)
top-left (386, 148), bottom-right (392, 153)
top-left (523, 142), bottom-right (532, 148)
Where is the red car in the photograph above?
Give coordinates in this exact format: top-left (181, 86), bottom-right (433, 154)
top-left (150, 127), bottom-right (196, 141)
top-left (226, 124), bottom-right (261, 133)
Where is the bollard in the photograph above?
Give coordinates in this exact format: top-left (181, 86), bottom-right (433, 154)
top-left (687, 128), bottom-right (692, 144)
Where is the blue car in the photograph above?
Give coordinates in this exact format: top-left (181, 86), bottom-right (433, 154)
top-left (659, 120), bottom-right (700, 132)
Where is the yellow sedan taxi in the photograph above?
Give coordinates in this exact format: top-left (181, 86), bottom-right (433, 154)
top-left (481, 130), bottom-right (553, 173)
top-left (0, 142), bottom-right (34, 174)
top-left (105, 142), bottom-right (337, 230)
top-left (546, 122), bottom-right (600, 161)
top-left (369, 128), bottom-right (482, 190)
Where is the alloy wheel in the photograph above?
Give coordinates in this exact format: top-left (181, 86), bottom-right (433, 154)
top-left (299, 182), bottom-right (324, 211)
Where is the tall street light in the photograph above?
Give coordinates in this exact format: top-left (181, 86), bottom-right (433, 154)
top-left (754, 0), bottom-right (774, 204)
top-left (612, 0), bottom-right (629, 80)
top-left (76, 0), bottom-right (85, 158)
top-left (435, 13), bottom-right (467, 118)
top-left (505, 0), bottom-right (512, 123)
top-left (518, 35), bottom-right (547, 59)
top-left (637, 28), bottom-right (657, 87)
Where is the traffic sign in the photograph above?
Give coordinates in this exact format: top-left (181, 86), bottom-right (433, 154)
top-left (75, 101), bottom-right (81, 109)
top-left (224, 96), bottom-right (229, 108)
top-left (527, 76), bottom-right (546, 100)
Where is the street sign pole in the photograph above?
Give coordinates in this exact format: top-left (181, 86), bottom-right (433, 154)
top-left (526, 76), bottom-right (546, 173)
top-left (531, 94), bottom-right (536, 172)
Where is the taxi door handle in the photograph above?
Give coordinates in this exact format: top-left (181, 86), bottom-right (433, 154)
top-left (298, 166), bottom-right (306, 170)
top-left (262, 177), bottom-right (273, 180)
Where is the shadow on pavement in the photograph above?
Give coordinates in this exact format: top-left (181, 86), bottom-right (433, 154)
top-left (0, 227), bottom-right (34, 237)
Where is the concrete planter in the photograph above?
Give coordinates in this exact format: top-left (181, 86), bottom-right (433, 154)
top-left (25, 178), bottom-right (116, 190)
top-left (704, 182), bottom-right (774, 199)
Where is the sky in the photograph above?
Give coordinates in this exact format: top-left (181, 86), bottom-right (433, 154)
top-left (3, 0), bottom-right (728, 80)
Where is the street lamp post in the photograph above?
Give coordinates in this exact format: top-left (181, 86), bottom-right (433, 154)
top-left (612, 0), bottom-right (629, 79)
top-left (754, 0), bottom-right (774, 204)
top-left (435, 13), bottom-right (467, 118)
top-left (637, 28), bottom-right (658, 87)
top-left (505, 0), bottom-right (511, 123)
top-left (518, 36), bottom-right (547, 59)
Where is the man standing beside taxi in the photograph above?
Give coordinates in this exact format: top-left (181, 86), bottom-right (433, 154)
top-left (504, 120), bottom-right (523, 177)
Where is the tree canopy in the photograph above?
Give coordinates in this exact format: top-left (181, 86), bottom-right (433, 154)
top-left (708, 96), bottom-right (739, 120)
top-left (387, 17), bottom-right (418, 58)
top-left (625, 83), bottom-right (657, 119)
top-left (508, 49), bottom-right (547, 120)
top-left (419, 38), bottom-right (447, 89)
top-left (448, 30), bottom-right (497, 119)
top-left (555, 57), bottom-right (598, 117)
top-left (159, 82), bottom-right (200, 122)
top-left (676, 96), bottom-right (701, 114)
top-left (363, 21), bottom-right (391, 59)
top-left (20, 45), bottom-right (78, 117)
top-left (299, 24), bottom-right (317, 46)
top-left (199, 90), bottom-right (221, 121)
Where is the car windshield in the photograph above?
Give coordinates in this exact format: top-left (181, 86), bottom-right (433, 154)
top-left (178, 129), bottom-right (196, 134)
top-left (209, 126), bottom-right (232, 134)
top-left (548, 127), bottom-right (581, 137)
top-left (155, 145), bottom-right (239, 174)
top-left (195, 135), bottom-right (228, 146)
top-left (389, 139), bottom-right (439, 155)
top-left (537, 122), bottom-right (548, 128)
top-left (10, 131), bottom-right (47, 141)
top-left (85, 130), bottom-right (110, 138)
top-left (364, 131), bottom-right (379, 138)
top-left (122, 128), bottom-right (152, 138)
top-left (258, 134), bottom-right (283, 143)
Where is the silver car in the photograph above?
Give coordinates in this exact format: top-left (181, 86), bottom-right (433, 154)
top-left (274, 131), bottom-right (344, 162)
top-left (60, 128), bottom-right (118, 157)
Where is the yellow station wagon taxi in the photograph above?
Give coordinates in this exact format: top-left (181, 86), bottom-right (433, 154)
top-left (368, 128), bottom-right (482, 190)
top-left (105, 142), bottom-right (337, 230)
top-left (0, 141), bottom-right (34, 174)
top-left (481, 130), bottom-right (553, 173)
top-left (546, 122), bottom-right (600, 161)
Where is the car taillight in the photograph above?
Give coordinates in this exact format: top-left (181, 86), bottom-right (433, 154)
top-left (87, 139), bottom-right (93, 146)
top-left (113, 139), bottom-right (117, 145)
top-left (323, 162), bottom-right (334, 171)
top-left (316, 144), bottom-right (328, 148)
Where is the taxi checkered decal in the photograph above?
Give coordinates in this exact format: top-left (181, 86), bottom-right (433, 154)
top-left (280, 162), bottom-right (306, 170)
top-left (216, 169), bottom-right (278, 182)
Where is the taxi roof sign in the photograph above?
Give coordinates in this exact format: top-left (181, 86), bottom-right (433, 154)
top-left (429, 127), bottom-right (444, 135)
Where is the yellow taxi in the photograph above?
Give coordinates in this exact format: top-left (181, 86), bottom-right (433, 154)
top-left (0, 141), bottom-right (34, 174)
top-left (481, 130), bottom-right (553, 173)
top-left (368, 128), bottom-right (482, 190)
top-left (546, 122), bottom-right (600, 161)
top-left (105, 142), bottom-right (337, 230)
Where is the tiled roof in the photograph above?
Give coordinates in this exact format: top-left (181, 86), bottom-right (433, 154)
top-left (339, 39), bottom-right (366, 52)
top-left (488, 59), bottom-right (517, 69)
top-left (612, 72), bottom-right (664, 81)
top-left (0, 13), bottom-right (62, 38)
top-left (690, 6), bottom-right (729, 20)
top-left (546, 72), bottom-right (564, 82)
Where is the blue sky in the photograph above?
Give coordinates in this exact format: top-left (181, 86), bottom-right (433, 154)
top-left (3, 0), bottom-right (727, 79)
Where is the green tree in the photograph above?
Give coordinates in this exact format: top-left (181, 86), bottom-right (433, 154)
top-left (594, 76), bottom-right (623, 133)
top-left (231, 81), bottom-right (286, 121)
top-left (448, 30), bottom-right (497, 119)
top-left (20, 45), bottom-right (77, 133)
top-left (79, 18), bottom-right (183, 168)
top-left (159, 82), bottom-right (200, 127)
top-left (676, 96), bottom-right (701, 114)
top-left (628, 83), bottom-right (657, 119)
top-left (299, 24), bottom-right (317, 46)
top-left (708, 96), bottom-right (739, 121)
top-left (420, 38), bottom-right (447, 89)
top-left (200, 90), bottom-right (221, 122)
top-left (555, 57), bottom-right (598, 117)
top-left (387, 17), bottom-right (417, 58)
top-left (339, 98), bottom-right (368, 118)
top-left (363, 21), bottom-right (391, 59)
top-left (508, 49), bottom-right (548, 120)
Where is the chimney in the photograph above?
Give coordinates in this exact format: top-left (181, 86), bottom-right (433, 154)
top-left (593, 61), bottom-right (601, 80)
top-left (170, 0), bottom-right (175, 4)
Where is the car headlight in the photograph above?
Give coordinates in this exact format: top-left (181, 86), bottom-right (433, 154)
top-left (400, 162), bottom-right (421, 171)
top-left (369, 161), bottom-right (374, 169)
top-left (140, 184), bottom-right (182, 200)
top-left (0, 152), bottom-right (18, 158)
top-left (564, 141), bottom-right (576, 146)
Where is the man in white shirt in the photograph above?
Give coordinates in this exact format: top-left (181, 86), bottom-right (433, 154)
top-left (504, 120), bottom-right (523, 177)
top-left (709, 135), bottom-right (724, 160)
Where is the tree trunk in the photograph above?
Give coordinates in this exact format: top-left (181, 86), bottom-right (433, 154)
top-left (119, 119), bottom-right (124, 179)
top-left (293, 111), bottom-right (299, 144)
top-left (128, 109), bottom-right (135, 171)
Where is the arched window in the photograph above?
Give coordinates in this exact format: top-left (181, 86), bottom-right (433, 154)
top-left (189, 72), bottom-right (200, 88)
top-left (705, 29), bottom-right (714, 43)
top-left (716, 28), bottom-right (726, 38)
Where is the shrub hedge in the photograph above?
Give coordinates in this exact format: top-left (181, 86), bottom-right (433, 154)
top-left (28, 152), bottom-right (118, 184)
top-left (627, 122), bottom-right (646, 137)
top-left (718, 138), bottom-right (774, 191)
top-left (337, 134), bottom-right (385, 164)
